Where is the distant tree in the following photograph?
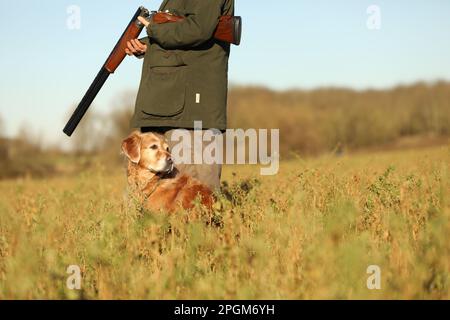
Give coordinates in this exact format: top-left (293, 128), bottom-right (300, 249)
top-left (102, 91), bottom-right (135, 156)
top-left (15, 122), bottom-right (43, 155)
top-left (0, 114), bottom-right (4, 138)
top-left (70, 109), bottom-right (109, 154)
top-left (68, 91), bottom-right (137, 155)
top-left (110, 90), bottom-right (136, 138)
top-left (0, 115), bottom-right (7, 160)
top-left (110, 106), bottom-right (134, 140)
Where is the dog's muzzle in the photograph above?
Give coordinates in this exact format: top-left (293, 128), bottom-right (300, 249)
top-left (163, 162), bottom-right (174, 175)
top-left (149, 161), bottom-right (174, 176)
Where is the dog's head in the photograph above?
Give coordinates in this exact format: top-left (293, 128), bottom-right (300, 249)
top-left (122, 131), bottom-right (173, 174)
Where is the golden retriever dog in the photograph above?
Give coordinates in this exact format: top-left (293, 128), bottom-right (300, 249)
top-left (122, 131), bottom-right (214, 213)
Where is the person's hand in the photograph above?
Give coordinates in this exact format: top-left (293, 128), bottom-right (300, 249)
top-left (138, 16), bottom-right (150, 27)
top-left (125, 39), bottom-right (148, 57)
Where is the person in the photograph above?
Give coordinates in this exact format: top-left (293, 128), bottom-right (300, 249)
top-left (125, 0), bottom-right (234, 192)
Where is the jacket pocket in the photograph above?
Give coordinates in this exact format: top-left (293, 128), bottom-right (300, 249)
top-left (148, 46), bottom-right (185, 68)
top-left (141, 65), bottom-right (187, 117)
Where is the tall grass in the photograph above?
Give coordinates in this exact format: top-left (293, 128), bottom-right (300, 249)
top-left (0, 146), bottom-right (448, 299)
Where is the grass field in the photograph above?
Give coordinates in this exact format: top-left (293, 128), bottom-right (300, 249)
top-left (0, 146), bottom-right (448, 299)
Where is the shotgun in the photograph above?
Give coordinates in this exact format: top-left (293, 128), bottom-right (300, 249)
top-left (152, 12), bottom-right (242, 45)
top-left (63, 7), bottom-right (242, 137)
top-left (63, 7), bottom-right (150, 137)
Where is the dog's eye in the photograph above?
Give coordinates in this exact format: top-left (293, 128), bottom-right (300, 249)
top-left (150, 145), bottom-right (158, 150)
top-left (166, 147), bottom-right (170, 152)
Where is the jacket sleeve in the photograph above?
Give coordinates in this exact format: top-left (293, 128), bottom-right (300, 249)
top-left (146, 0), bottom-right (224, 49)
top-left (138, 37), bottom-right (150, 46)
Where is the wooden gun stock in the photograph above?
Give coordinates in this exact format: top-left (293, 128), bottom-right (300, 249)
top-left (105, 19), bottom-right (147, 73)
top-left (152, 12), bottom-right (242, 45)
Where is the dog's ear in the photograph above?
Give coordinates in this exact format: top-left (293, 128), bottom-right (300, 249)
top-left (122, 132), bottom-right (141, 164)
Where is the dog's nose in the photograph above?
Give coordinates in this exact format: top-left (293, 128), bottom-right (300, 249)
top-left (167, 156), bottom-right (173, 163)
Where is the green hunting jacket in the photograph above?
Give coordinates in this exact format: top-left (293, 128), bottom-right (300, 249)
top-left (131, 0), bottom-right (234, 130)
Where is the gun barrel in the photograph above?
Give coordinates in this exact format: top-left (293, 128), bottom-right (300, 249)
top-left (63, 68), bottom-right (110, 137)
top-left (63, 6), bottom-right (149, 137)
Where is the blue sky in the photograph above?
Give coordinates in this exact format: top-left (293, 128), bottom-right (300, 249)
top-left (1, 0), bottom-right (450, 144)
